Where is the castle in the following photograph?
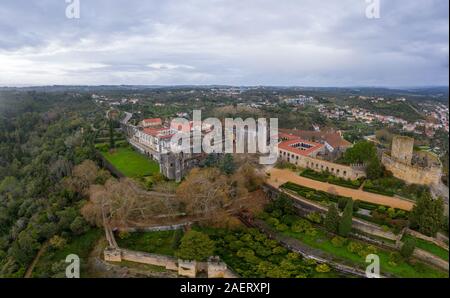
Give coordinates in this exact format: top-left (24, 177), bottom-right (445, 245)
top-left (382, 136), bottom-right (442, 186)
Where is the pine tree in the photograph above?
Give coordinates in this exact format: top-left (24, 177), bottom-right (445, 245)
top-left (109, 119), bottom-right (115, 149)
top-left (324, 204), bottom-right (340, 233)
top-left (338, 199), bottom-right (353, 237)
top-left (220, 154), bottom-right (236, 175)
top-left (409, 193), bottom-right (444, 237)
top-left (400, 238), bottom-right (416, 259)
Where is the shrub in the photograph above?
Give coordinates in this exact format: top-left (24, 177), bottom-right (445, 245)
top-left (275, 223), bottom-right (289, 232)
top-left (315, 264), bottom-right (331, 273)
top-left (281, 214), bottom-right (298, 226)
top-left (177, 230), bottom-right (216, 261)
top-left (70, 216), bottom-right (90, 235)
top-left (388, 252), bottom-right (401, 267)
top-left (331, 236), bottom-right (347, 248)
top-left (377, 206), bottom-right (386, 214)
top-left (381, 225), bottom-right (390, 232)
top-left (365, 245), bottom-right (378, 256)
top-left (257, 212), bottom-right (270, 220)
top-left (291, 219), bottom-right (312, 233)
top-left (271, 209), bottom-right (282, 219)
top-left (49, 235), bottom-right (67, 250)
top-left (305, 228), bottom-right (318, 237)
top-left (400, 238), bottom-right (416, 259)
top-left (347, 241), bottom-right (364, 255)
top-left (267, 217), bottom-right (280, 227)
top-left (118, 231), bottom-right (130, 240)
top-left (95, 143), bottom-right (109, 152)
top-left (307, 212), bottom-right (322, 224)
top-left (387, 208), bottom-right (396, 219)
top-left (272, 246), bottom-right (287, 255)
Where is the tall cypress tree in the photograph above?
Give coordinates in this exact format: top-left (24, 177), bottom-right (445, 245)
top-left (409, 193), bottom-right (444, 237)
top-left (109, 119), bottom-right (115, 149)
top-left (324, 204), bottom-right (340, 234)
top-left (338, 199), bottom-right (353, 237)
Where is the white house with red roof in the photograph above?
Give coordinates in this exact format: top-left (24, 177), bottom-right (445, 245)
top-left (141, 118), bottom-right (163, 127)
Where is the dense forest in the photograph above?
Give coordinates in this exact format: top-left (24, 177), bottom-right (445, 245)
top-left (0, 91), bottom-right (101, 277)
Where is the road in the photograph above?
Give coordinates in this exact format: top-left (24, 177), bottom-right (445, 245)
top-left (267, 168), bottom-right (414, 211)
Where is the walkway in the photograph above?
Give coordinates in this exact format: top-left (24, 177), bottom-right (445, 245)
top-left (267, 168), bottom-right (414, 211)
top-left (24, 241), bottom-right (49, 278)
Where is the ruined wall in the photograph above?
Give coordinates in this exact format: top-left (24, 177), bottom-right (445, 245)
top-left (160, 152), bottom-right (204, 182)
top-left (412, 248), bottom-right (449, 271)
top-left (178, 260), bottom-right (198, 278)
top-left (382, 154), bottom-right (441, 186)
top-left (117, 249), bottom-right (179, 271)
top-left (391, 136), bottom-right (414, 165)
top-left (278, 149), bottom-right (366, 180)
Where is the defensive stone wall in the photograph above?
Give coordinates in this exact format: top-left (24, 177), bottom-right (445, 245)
top-left (391, 136), bottom-right (414, 165)
top-left (103, 226), bottom-right (234, 278)
top-left (382, 153), bottom-right (442, 186)
top-left (278, 150), bottom-right (366, 180)
top-left (412, 248), bottom-right (449, 271)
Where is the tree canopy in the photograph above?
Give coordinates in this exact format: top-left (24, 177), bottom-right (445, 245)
top-left (176, 230), bottom-right (215, 261)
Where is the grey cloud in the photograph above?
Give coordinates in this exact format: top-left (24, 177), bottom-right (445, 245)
top-left (0, 0), bottom-right (448, 86)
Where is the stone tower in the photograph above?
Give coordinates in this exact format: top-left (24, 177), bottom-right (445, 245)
top-left (390, 135), bottom-right (414, 165)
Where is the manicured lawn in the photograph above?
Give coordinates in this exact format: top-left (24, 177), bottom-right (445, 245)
top-left (32, 229), bottom-right (102, 278)
top-left (116, 230), bottom-right (182, 256)
top-left (102, 147), bottom-right (160, 178)
top-left (402, 234), bottom-right (449, 262)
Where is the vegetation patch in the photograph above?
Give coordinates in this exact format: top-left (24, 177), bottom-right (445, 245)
top-left (281, 182), bottom-right (408, 233)
top-left (300, 169), bottom-right (363, 189)
top-left (402, 234), bottom-right (449, 262)
top-left (260, 198), bottom-right (448, 278)
top-left (32, 229), bottom-right (102, 278)
top-left (363, 177), bottom-right (429, 200)
top-left (116, 230), bottom-right (183, 256)
top-left (194, 226), bottom-right (342, 278)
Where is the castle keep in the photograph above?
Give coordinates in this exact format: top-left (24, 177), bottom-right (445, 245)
top-left (382, 136), bottom-right (442, 186)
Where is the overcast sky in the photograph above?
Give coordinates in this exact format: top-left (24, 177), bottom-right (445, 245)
top-left (0, 0), bottom-right (448, 87)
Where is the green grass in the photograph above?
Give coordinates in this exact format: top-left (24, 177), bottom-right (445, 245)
top-left (116, 230), bottom-right (182, 256)
top-left (265, 221), bottom-right (448, 278)
top-left (102, 147), bottom-right (160, 178)
top-left (32, 229), bottom-right (102, 278)
top-left (402, 234), bottom-right (449, 262)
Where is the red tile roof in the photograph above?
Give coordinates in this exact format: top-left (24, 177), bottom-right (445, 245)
top-left (142, 118), bottom-right (162, 125)
top-left (278, 138), bottom-right (324, 156)
top-left (143, 127), bottom-right (174, 139)
top-left (279, 129), bottom-right (351, 149)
